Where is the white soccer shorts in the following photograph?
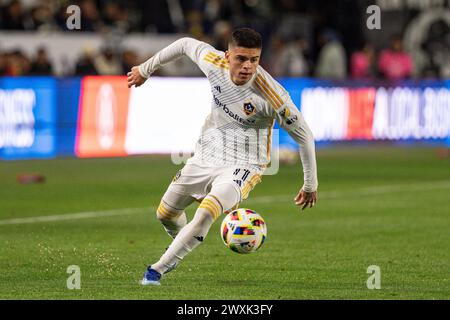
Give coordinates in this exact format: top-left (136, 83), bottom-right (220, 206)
top-left (162, 162), bottom-right (263, 214)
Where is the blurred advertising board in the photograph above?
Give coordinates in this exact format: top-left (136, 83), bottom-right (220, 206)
top-left (74, 76), bottom-right (211, 157)
top-left (1, 76), bottom-right (448, 160)
top-left (125, 77), bottom-right (211, 154)
top-left (56, 78), bottom-right (81, 157)
top-left (75, 76), bottom-right (130, 158)
top-left (0, 77), bottom-right (57, 160)
top-left (278, 79), bottom-right (450, 147)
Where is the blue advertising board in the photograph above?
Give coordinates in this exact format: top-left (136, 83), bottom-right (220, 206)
top-left (0, 76), bottom-right (448, 160)
top-left (0, 77), bottom-right (57, 160)
top-left (56, 78), bottom-right (81, 157)
top-left (277, 78), bottom-right (450, 149)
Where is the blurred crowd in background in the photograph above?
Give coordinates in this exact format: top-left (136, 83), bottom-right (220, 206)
top-left (0, 0), bottom-right (449, 79)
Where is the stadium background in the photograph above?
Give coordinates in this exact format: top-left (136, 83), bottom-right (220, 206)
top-left (0, 0), bottom-right (449, 300)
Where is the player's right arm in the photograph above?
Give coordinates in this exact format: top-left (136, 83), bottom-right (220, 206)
top-left (127, 37), bottom-right (215, 88)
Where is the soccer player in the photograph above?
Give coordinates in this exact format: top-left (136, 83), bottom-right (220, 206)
top-left (127, 28), bottom-right (318, 286)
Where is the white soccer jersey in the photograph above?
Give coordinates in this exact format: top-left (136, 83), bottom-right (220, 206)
top-left (139, 37), bottom-right (318, 192)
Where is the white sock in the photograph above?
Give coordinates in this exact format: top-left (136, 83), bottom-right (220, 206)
top-left (156, 201), bottom-right (187, 239)
top-left (152, 195), bottom-right (222, 274)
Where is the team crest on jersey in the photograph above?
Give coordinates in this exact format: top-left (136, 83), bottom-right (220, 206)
top-left (243, 102), bottom-right (256, 116)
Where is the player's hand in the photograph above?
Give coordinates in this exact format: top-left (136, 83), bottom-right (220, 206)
top-left (294, 189), bottom-right (317, 211)
top-left (127, 66), bottom-right (147, 88)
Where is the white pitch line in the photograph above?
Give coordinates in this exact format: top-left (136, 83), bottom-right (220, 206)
top-left (0, 207), bottom-right (154, 226)
top-left (0, 180), bottom-right (449, 226)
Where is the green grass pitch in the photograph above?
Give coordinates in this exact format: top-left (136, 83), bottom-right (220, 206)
top-left (0, 146), bottom-right (449, 299)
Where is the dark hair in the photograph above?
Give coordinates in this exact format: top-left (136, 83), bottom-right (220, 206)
top-left (229, 28), bottom-right (262, 49)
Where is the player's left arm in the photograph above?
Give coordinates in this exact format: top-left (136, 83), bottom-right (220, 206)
top-left (279, 102), bottom-right (318, 210)
top-left (260, 76), bottom-right (318, 210)
top-left (255, 69), bottom-right (318, 210)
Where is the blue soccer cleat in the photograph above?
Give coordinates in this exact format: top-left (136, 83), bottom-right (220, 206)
top-left (140, 266), bottom-right (161, 286)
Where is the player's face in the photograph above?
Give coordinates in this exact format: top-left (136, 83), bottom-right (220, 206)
top-left (225, 47), bottom-right (261, 85)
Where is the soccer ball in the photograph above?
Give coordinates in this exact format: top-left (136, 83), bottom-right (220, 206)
top-left (220, 208), bottom-right (267, 254)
